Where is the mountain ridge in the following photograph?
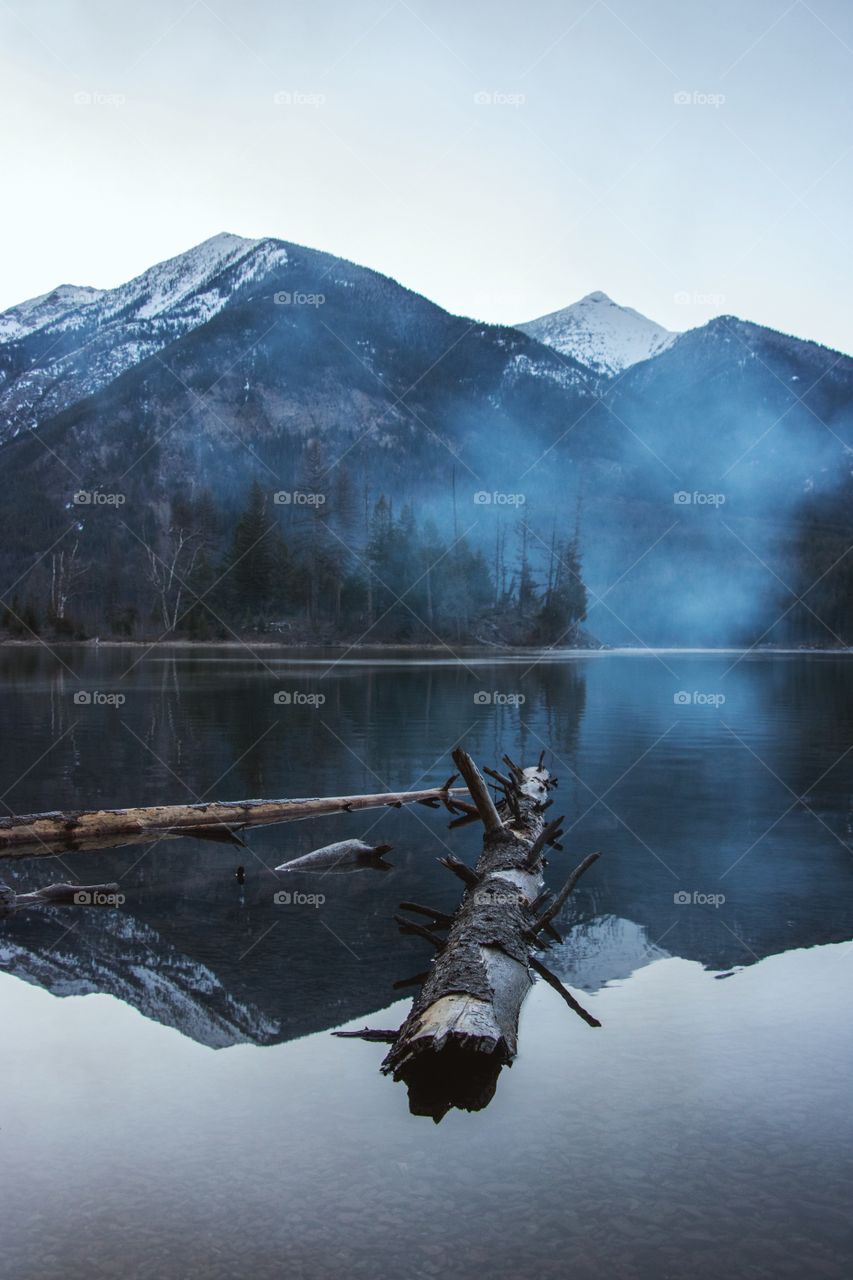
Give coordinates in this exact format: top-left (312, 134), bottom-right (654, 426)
top-left (3, 232), bottom-right (849, 436)
top-left (2, 233), bottom-right (853, 647)
top-left (0, 232), bottom-right (595, 447)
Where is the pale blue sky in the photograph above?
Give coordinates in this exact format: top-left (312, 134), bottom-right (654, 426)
top-left (1, 0), bottom-right (851, 350)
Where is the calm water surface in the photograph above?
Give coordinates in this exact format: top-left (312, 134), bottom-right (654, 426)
top-left (0, 646), bottom-right (852, 1278)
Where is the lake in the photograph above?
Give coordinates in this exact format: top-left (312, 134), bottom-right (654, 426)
top-left (1, 645), bottom-right (852, 1278)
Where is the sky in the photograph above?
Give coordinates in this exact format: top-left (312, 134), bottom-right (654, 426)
top-left (0, 0), bottom-right (851, 351)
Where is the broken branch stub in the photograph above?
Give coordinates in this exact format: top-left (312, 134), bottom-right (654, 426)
top-left (450, 747), bottom-right (504, 834)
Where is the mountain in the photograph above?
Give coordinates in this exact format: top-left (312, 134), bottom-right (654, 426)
top-left (581, 313), bottom-right (853, 643)
top-left (0, 908), bottom-right (282, 1049)
top-left (0, 284), bottom-right (104, 342)
top-left (0, 900), bottom-right (673, 1048)
top-left (517, 290), bottom-right (678, 376)
top-left (0, 232), bottom-right (606, 647)
top-left (0, 234), bottom-right (596, 541)
top-left (0, 233), bottom-right (291, 442)
top-left (1, 233), bottom-right (852, 647)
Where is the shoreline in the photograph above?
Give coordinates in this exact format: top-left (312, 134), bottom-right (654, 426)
top-left (1, 639), bottom-right (850, 657)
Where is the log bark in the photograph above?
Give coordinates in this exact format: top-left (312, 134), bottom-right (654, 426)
top-left (380, 751), bottom-right (601, 1119)
top-left (0, 785), bottom-right (466, 860)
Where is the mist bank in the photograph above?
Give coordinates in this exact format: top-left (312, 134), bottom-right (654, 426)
top-left (1, 236), bottom-right (851, 646)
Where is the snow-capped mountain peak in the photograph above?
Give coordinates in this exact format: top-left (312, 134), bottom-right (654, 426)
top-left (0, 232), bottom-right (268, 340)
top-left (0, 233), bottom-right (290, 440)
top-left (101, 231), bottom-right (270, 321)
top-left (517, 291), bottom-right (679, 376)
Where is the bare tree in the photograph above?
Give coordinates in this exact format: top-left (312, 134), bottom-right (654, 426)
top-left (49, 540), bottom-right (88, 622)
top-left (145, 527), bottom-right (204, 633)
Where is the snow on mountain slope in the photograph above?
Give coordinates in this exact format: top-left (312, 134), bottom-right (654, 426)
top-left (0, 233), bottom-right (289, 440)
top-left (0, 909), bottom-right (282, 1049)
top-left (549, 914), bottom-right (670, 993)
top-left (0, 232), bottom-right (593, 448)
top-left (518, 291), bottom-right (678, 376)
top-left (0, 283), bottom-right (104, 341)
top-left (93, 231), bottom-right (272, 322)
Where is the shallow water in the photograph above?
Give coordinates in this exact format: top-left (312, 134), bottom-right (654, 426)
top-left (1, 646), bottom-right (852, 1278)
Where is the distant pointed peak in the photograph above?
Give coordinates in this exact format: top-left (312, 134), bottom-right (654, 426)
top-left (517, 293), bottom-right (678, 376)
top-left (197, 231), bottom-right (259, 250)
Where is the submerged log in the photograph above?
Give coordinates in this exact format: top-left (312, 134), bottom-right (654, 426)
top-left (0, 880), bottom-right (123, 913)
top-left (379, 748), bottom-right (601, 1119)
top-left (274, 840), bottom-right (393, 873)
top-left (0, 784), bottom-right (466, 860)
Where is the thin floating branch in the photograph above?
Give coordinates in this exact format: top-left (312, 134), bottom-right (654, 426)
top-left (437, 854), bottom-right (481, 888)
top-left (393, 915), bottom-right (445, 949)
top-left (483, 766), bottom-right (515, 792)
top-left (333, 1028), bottom-right (399, 1044)
top-left (529, 957), bottom-right (601, 1028)
top-left (398, 902), bottom-right (454, 929)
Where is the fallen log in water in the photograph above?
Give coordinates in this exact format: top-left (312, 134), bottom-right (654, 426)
top-left (337, 748), bottom-right (601, 1119)
top-left (0, 780), bottom-right (464, 860)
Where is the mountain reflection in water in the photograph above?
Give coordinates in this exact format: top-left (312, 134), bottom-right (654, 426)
top-left (1, 647), bottom-right (852, 1054)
